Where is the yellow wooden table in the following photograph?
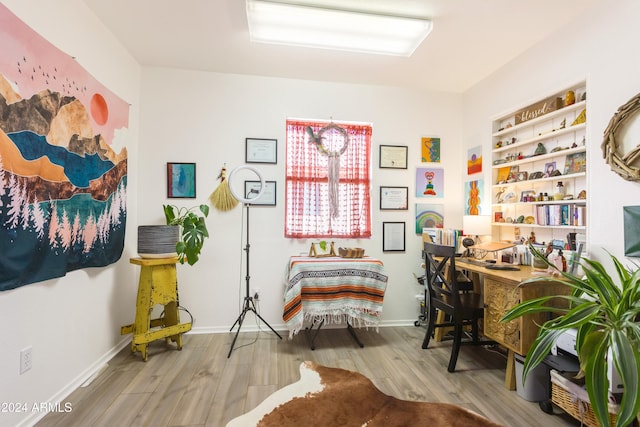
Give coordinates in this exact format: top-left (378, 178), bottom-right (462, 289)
top-left (121, 257), bottom-right (192, 361)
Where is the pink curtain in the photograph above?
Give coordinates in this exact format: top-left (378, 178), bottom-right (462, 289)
top-left (285, 119), bottom-right (372, 238)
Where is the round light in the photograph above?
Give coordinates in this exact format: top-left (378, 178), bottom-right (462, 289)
top-left (227, 164), bottom-right (266, 204)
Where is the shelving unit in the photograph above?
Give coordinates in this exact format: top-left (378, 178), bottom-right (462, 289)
top-left (490, 81), bottom-right (588, 247)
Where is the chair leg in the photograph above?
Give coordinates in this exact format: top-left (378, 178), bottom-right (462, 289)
top-left (448, 322), bottom-right (463, 372)
top-left (471, 318), bottom-right (479, 342)
top-left (421, 301), bottom-right (436, 349)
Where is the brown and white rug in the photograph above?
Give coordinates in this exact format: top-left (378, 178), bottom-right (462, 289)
top-left (226, 361), bottom-right (503, 427)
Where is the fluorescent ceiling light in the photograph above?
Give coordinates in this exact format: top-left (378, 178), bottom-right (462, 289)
top-left (246, 0), bottom-right (432, 57)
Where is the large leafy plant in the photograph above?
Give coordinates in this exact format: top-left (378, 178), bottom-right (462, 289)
top-left (501, 247), bottom-right (640, 427)
top-left (163, 204), bottom-right (209, 266)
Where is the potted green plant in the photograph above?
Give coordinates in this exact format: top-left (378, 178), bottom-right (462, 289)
top-left (501, 247), bottom-right (640, 427)
top-left (163, 204), bottom-right (210, 265)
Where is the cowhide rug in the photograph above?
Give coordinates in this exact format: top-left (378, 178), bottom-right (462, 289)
top-left (226, 361), bottom-right (503, 427)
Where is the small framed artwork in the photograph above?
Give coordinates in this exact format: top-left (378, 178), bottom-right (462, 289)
top-left (380, 186), bottom-right (408, 210)
top-left (563, 152), bottom-right (586, 174)
top-left (544, 161), bottom-right (557, 177)
top-left (379, 145), bottom-right (408, 169)
top-left (383, 222), bottom-right (406, 252)
top-left (167, 162), bottom-right (196, 198)
top-left (246, 138), bottom-right (277, 164)
top-left (520, 190), bottom-right (536, 202)
top-left (421, 137), bottom-right (441, 163)
top-left (244, 180), bottom-right (277, 206)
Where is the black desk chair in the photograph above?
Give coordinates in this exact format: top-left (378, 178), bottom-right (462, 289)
top-left (421, 242), bottom-right (492, 372)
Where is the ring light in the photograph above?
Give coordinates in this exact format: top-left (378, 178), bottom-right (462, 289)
top-left (228, 164), bottom-right (266, 204)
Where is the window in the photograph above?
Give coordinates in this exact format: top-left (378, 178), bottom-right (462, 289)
top-left (285, 119), bottom-right (372, 238)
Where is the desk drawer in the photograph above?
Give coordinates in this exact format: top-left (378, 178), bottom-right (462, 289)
top-left (484, 277), bottom-right (569, 355)
top-left (484, 277), bottom-right (523, 353)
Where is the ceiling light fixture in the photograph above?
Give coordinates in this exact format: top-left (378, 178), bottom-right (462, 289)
top-left (245, 0), bottom-right (432, 57)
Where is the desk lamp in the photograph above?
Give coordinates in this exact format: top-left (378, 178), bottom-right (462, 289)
top-left (462, 215), bottom-right (492, 258)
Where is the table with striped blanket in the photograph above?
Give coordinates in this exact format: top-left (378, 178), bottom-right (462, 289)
top-left (283, 256), bottom-right (388, 344)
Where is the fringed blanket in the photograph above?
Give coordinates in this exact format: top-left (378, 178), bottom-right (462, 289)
top-left (283, 256), bottom-right (388, 338)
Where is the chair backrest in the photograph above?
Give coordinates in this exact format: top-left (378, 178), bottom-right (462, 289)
top-left (423, 242), bottom-right (463, 312)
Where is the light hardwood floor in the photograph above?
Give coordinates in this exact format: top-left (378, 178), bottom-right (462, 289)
top-left (36, 325), bottom-right (580, 427)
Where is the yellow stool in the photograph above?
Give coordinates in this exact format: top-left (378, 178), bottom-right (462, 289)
top-left (121, 257), bottom-right (192, 361)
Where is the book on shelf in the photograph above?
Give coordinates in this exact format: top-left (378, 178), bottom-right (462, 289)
top-left (534, 204), bottom-right (585, 227)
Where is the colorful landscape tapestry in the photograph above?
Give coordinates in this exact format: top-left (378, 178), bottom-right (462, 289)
top-left (0, 4), bottom-right (129, 291)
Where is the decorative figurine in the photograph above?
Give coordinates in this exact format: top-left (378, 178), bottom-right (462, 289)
top-left (534, 142), bottom-right (547, 156)
top-left (565, 90), bottom-right (576, 106)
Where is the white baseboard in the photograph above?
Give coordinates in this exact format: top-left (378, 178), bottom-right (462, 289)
top-left (15, 337), bottom-right (130, 427)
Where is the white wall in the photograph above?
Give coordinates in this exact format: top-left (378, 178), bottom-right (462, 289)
top-left (6, 0), bottom-right (640, 426)
top-left (462, 0), bottom-right (640, 266)
top-left (138, 69), bottom-right (465, 332)
top-left (0, 2), bottom-right (141, 426)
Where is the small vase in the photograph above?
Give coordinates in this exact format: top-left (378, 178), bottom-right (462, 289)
top-left (137, 225), bottom-right (179, 258)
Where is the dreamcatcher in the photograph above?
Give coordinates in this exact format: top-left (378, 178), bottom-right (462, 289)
top-left (306, 123), bottom-right (349, 218)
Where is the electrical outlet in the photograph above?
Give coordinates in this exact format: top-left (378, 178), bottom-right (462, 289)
top-left (253, 288), bottom-right (260, 300)
top-left (20, 346), bottom-right (32, 374)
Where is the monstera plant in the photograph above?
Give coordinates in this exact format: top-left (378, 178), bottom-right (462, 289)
top-left (501, 246), bottom-right (640, 427)
top-left (163, 204), bottom-right (209, 266)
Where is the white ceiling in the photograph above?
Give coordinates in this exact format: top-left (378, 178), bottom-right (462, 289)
top-left (83, 0), bottom-right (602, 93)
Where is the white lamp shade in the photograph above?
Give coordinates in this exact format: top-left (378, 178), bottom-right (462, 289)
top-left (463, 215), bottom-right (492, 237)
top-left (246, 0), bottom-right (432, 57)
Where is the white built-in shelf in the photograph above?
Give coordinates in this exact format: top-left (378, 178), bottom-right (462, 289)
top-left (492, 100), bottom-right (586, 138)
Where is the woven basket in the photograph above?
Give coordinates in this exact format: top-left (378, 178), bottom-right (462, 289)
top-left (338, 247), bottom-right (365, 258)
top-left (550, 370), bottom-right (618, 427)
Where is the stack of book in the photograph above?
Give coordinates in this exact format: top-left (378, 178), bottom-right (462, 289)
top-left (533, 204), bottom-right (586, 226)
top-left (422, 228), bottom-right (464, 253)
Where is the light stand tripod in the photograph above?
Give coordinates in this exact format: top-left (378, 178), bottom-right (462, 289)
top-left (228, 202), bottom-right (282, 358)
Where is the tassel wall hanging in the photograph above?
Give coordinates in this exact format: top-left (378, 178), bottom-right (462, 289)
top-left (209, 164), bottom-right (239, 211)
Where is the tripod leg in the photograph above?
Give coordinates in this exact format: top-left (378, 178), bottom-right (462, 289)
top-left (228, 308), bottom-right (248, 358)
top-left (253, 309), bottom-right (282, 340)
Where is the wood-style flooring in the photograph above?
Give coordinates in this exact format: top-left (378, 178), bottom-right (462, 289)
top-left (36, 325), bottom-right (581, 427)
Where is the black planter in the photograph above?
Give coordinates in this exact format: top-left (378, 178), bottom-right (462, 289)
top-left (137, 225), bottom-right (179, 258)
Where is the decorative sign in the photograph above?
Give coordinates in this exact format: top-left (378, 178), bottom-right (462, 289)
top-left (514, 96), bottom-right (563, 125)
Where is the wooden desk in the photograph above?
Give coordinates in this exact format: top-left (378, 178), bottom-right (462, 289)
top-left (283, 256), bottom-right (388, 348)
top-left (454, 258), bottom-right (568, 390)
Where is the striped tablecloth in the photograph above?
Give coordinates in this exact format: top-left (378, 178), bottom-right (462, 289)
top-left (283, 256), bottom-right (388, 338)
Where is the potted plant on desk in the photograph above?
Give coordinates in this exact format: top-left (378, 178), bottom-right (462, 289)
top-left (501, 247), bottom-right (640, 427)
